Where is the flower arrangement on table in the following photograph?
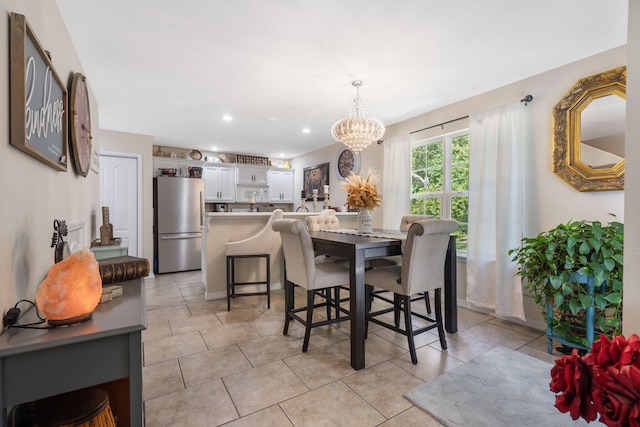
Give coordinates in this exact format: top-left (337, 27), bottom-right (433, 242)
top-left (340, 168), bottom-right (382, 211)
top-left (550, 333), bottom-right (640, 426)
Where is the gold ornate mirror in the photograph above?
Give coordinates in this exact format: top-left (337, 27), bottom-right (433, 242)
top-left (552, 66), bottom-right (626, 191)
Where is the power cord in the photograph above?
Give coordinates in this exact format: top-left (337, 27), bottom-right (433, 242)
top-left (3, 300), bottom-right (51, 329)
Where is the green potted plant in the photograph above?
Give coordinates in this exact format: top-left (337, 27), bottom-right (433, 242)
top-left (509, 219), bottom-right (623, 350)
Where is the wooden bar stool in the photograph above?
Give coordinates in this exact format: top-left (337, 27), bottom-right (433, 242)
top-left (225, 209), bottom-right (283, 310)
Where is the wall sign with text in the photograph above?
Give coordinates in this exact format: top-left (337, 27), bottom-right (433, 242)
top-left (9, 12), bottom-right (68, 171)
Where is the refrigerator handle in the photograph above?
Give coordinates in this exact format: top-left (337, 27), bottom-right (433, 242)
top-left (199, 191), bottom-right (204, 227)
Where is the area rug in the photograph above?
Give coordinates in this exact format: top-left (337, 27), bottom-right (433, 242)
top-left (404, 346), bottom-right (592, 427)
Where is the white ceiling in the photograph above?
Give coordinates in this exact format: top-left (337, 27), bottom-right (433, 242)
top-left (55, 0), bottom-right (628, 159)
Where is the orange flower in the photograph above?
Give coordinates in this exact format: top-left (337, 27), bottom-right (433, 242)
top-left (340, 168), bottom-right (382, 210)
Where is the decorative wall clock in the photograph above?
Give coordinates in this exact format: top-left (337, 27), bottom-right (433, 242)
top-left (69, 72), bottom-right (92, 177)
top-left (335, 147), bottom-right (360, 181)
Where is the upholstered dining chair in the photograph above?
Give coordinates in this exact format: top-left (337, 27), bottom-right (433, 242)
top-left (369, 215), bottom-right (437, 317)
top-left (225, 209), bottom-right (283, 311)
top-left (305, 210), bottom-right (350, 318)
top-left (364, 219), bottom-right (458, 364)
top-left (304, 209), bottom-right (342, 232)
top-left (272, 218), bottom-right (350, 352)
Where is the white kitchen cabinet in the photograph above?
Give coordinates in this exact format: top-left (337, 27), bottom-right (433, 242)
top-left (236, 165), bottom-right (269, 185)
top-left (268, 169), bottom-right (295, 202)
top-left (203, 164), bottom-right (236, 202)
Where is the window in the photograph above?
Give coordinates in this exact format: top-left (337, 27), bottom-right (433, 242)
top-left (410, 130), bottom-right (469, 251)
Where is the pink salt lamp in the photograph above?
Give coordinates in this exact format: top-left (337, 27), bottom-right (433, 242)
top-left (36, 248), bottom-right (102, 326)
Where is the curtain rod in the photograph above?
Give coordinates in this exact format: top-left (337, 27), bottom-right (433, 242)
top-left (377, 94), bottom-right (533, 144)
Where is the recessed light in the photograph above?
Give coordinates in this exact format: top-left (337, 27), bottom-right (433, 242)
top-left (211, 147), bottom-right (218, 151)
top-left (222, 115), bottom-right (233, 122)
top-left (302, 128), bottom-right (310, 134)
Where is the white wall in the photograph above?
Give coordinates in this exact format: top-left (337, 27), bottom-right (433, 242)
top-left (99, 130), bottom-right (155, 265)
top-left (0, 2), bottom-right (101, 314)
top-left (292, 46), bottom-right (630, 331)
top-left (290, 141), bottom-right (385, 226)
top-left (623, 1), bottom-right (639, 334)
top-left (384, 46), bottom-right (626, 328)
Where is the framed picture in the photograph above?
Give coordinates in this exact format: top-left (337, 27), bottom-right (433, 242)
top-left (303, 162), bottom-right (329, 200)
top-left (9, 13), bottom-right (67, 171)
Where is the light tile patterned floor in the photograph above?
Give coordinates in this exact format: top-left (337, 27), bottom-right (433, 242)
top-left (142, 271), bottom-right (558, 427)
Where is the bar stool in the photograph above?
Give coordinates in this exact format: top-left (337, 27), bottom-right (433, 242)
top-left (225, 209), bottom-right (284, 311)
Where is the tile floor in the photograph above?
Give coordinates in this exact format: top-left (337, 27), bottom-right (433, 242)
top-left (142, 271), bottom-right (559, 427)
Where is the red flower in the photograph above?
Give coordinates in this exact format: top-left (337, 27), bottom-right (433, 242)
top-left (621, 335), bottom-right (640, 367)
top-left (592, 365), bottom-right (640, 426)
top-left (551, 334), bottom-right (640, 426)
top-left (550, 349), bottom-right (598, 422)
top-left (588, 334), bottom-right (628, 370)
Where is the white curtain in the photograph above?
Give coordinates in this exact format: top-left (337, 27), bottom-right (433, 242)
top-left (382, 134), bottom-right (411, 229)
top-left (466, 101), bottom-right (525, 320)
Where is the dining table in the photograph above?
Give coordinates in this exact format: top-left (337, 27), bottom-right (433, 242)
top-left (309, 229), bottom-right (457, 371)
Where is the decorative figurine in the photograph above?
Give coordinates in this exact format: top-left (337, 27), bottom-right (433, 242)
top-left (51, 219), bottom-right (70, 263)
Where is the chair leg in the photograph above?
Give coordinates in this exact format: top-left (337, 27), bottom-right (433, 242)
top-left (365, 284), bottom-right (374, 313)
top-left (335, 287), bottom-right (340, 319)
top-left (434, 288), bottom-right (447, 350)
top-left (365, 285), bottom-right (373, 339)
top-left (283, 280), bottom-right (294, 336)
top-left (394, 294), bottom-right (402, 327)
top-left (226, 257), bottom-right (232, 311)
top-left (424, 291), bottom-right (431, 314)
top-left (266, 254), bottom-right (271, 309)
top-left (302, 290), bottom-right (315, 352)
top-left (325, 289), bottom-right (332, 320)
top-left (403, 295), bottom-right (418, 364)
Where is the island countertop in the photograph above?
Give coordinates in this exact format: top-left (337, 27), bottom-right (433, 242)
top-left (203, 211), bottom-right (357, 218)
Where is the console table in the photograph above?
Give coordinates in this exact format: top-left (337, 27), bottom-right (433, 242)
top-left (0, 279), bottom-right (146, 426)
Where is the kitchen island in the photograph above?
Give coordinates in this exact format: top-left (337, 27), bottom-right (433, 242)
top-left (201, 211), bottom-right (357, 300)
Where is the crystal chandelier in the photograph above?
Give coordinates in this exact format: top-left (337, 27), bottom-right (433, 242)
top-left (331, 80), bottom-right (385, 153)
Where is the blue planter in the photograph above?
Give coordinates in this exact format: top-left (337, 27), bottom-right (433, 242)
top-left (545, 273), bottom-right (606, 354)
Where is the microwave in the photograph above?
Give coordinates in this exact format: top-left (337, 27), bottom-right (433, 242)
top-left (236, 186), bottom-right (268, 203)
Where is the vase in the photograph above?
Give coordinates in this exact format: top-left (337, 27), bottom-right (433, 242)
top-left (357, 209), bottom-right (372, 233)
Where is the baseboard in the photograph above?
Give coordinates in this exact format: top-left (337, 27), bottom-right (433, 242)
top-left (455, 298), bottom-right (546, 332)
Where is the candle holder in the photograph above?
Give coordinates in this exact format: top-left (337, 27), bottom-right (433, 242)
top-left (312, 194), bottom-right (318, 212)
top-left (296, 198), bottom-right (309, 212)
top-left (249, 202), bottom-right (255, 212)
top-left (323, 192), bottom-right (330, 210)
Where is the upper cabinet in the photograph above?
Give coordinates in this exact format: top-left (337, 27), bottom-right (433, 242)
top-left (203, 164), bottom-right (236, 202)
top-left (268, 169), bottom-right (295, 202)
top-left (237, 165), bottom-right (269, 185)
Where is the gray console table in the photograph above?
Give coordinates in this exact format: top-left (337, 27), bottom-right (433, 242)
top-left (0, 279), bottom-right (146, 426)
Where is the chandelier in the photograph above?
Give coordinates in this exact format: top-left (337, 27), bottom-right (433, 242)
top-left (331, 80), bottom-right (385, 153)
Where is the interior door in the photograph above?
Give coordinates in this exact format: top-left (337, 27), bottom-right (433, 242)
top-left (100, 154), bottom-right (139, 256)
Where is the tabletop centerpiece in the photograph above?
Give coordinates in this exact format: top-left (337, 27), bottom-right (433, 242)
top-left (341, 168), bottom-right (382, 233)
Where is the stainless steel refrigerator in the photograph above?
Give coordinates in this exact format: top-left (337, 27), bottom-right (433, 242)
top-left (154, 177), bottom-right (204, 273)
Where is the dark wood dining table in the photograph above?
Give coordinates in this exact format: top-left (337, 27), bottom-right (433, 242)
top-left (309, 230), bottom-right (457, 371)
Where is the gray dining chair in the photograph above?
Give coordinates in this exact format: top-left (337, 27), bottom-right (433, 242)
top-left (272, 218), bottom-right (350, 352)
top-left (305, 210), bottom-right (350, 317)
top-left (369, 215), bottom-right (437, 318)
top-left (304, 209), bottom-right (342, 232)
top-left (364, 219), bottom-right (458, 364)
